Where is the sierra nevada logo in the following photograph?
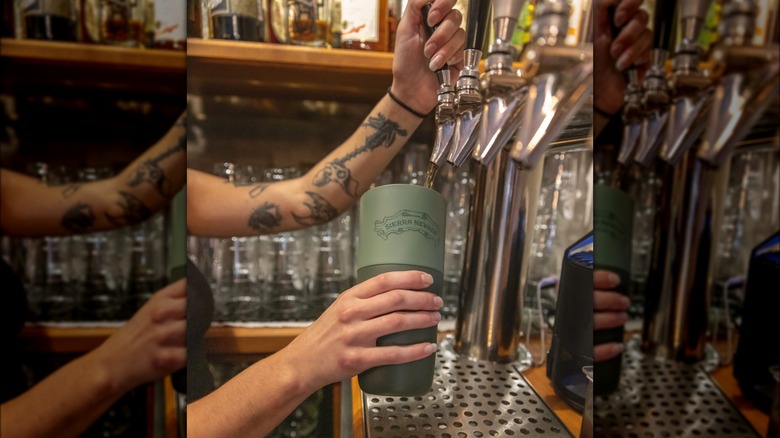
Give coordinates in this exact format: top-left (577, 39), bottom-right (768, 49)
top-left (374, 210), bottom-right (441, 247)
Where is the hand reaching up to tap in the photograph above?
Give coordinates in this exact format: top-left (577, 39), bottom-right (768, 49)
top-left (594, 270), bottom-right (631, 362)
top-left (594, 0), bottom-right (653, 119)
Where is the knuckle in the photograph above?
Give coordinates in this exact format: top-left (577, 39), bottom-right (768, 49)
top-left (374, 273), bottom-right (392, 290)
top-left (337, 307), bottom-right (355, 324)
top-left (386, 313), bottom-right (404, 330)
top-left (338, 349), bottom-right (361, 371)
top-left (388, 290), bottom-right (406, 307)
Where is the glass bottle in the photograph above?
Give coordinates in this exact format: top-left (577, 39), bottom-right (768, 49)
top-left (209, 0), bottom-right (262, 41)
top-left (99, 0), bottom-right (145, 47)
top-left (287, 0), bottom-right (329, 47)
top-left (340, 0), bottom-right (387, 51)
top-left (22, 0), bottom-right (77, 41)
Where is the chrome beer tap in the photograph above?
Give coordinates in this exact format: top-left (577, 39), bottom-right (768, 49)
top-left (454, 0), bottom-right (593, 365)
top-left (633, 0), bottom-right (676, 167)
top-left (510, 0), bottom-right (593, 165)
top-left (423, 2), bottom-right (456, 188)
top-left (643, 0), bottom-right (779, 363)
top-left (446, 0), bottom-right (491, 168)
top-left (660, 0), bottom-right (716, 165)
top-left (472, 0), bottom-right (528, 166)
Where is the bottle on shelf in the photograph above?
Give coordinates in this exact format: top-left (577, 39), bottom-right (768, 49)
top-left (340, 0), bottom-right (388, 51)
top-left (21, 0), bottom-right (78, 41)
top-left (209, 0), bottom-right (264, 42)
top-left (99, 0), bottom-right (146, 47)
top-left (287, 0), bottom-right (329, 47)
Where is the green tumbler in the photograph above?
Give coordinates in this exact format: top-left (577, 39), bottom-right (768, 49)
top-left (356, 184), bottom-right (446, 396)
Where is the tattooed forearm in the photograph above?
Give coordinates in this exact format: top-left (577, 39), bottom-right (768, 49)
top-left (312, 113), bottom-right (408, 198)
top-left (61, 202), bottom-right (95, 233)
top-left (125, 135), bottom-right (186, 197)
top-left (248, 183), bottom-right (270, 198)
top-left (248, 202), bottom-right (282, 233)
top-left (292, 191), bottom-right (338, 226)
top-left (106, 191), bottom-right (153, 226)
top-left (61, 184), bottom-right (83, 198)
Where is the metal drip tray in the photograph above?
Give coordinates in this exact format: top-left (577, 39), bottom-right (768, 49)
top-left (363, 349), bottom-right (573, 437)
top-left (594, 350), bottom-right (760, 437)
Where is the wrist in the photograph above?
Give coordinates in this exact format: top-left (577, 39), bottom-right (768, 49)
top-left (389, 82), bottom-right (434, 116)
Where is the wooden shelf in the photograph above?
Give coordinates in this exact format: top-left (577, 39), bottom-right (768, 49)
top-left (204, 326), bottom-right (307, 355)
top-left (19, 325), bottom-right (118, 353)
top-left (1, 38), bottom-right (185, 97)
top-left (187, 39), bottom-right (394, 103)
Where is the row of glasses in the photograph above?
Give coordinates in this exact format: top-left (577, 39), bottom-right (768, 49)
top-left (4, 162), bottom-right (169, 322)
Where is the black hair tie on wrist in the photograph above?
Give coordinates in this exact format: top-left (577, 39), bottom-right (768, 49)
top-left (387, 87), bottom-right (431, 119)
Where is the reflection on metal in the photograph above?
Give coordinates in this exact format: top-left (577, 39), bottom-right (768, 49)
top-left (594, 341), bottom-right (760, 437)
top-left (363, 338), bottom-right (569, 438)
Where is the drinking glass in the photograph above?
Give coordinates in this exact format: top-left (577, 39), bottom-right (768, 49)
top-left (306, 210), bottom-right (353, 317)
top-left (259, 167), bottom-right (310, 320)
top-left (125, 211), bottom-right (167, 316)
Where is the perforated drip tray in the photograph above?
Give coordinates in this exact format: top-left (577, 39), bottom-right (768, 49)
top-left (594, 350), bottom-right (760, 437)
top-left (362, 350), bottom-right (573, 437)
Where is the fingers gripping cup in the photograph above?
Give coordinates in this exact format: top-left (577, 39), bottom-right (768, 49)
top-left (357, 184), bottom-right (446, 396)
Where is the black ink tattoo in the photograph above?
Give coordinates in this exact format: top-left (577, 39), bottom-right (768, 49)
top-left (125, 135), bottom-right (185, 197)
top-left (61, 202), bottom-right (95, 232)
top-left (248, 183), bottom-right (270, 198)
top-left (106, 191), bottom-right (153, 226)
top-left (61, 184), bottom-right (83, 198)
top-left (313, 113), bottom-right (407, 197)
top-left (292, 191), bottom-right (338, 226)
top-left (248, 202), bottom-right (282, 232)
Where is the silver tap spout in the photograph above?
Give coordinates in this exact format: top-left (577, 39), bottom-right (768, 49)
top-left (510, 44), bottom-right (593, 166)
top-left (633, 49), bottom-right (671, 167)
top-left (618, 68), bottom-right (644, 164)
top-left (422, 1), bottom-right (456, 187)
top-left (470, 0), bottom-right (529, 167)
top-left (699, 46), bottom-right (780, 167)
top-left (660, 0), bottom-right (717, 165)
top-left (447, 0), bottom-right (491, 168)
top-left (447, 65), bottom-right (483, 167)
top-left (455, 147), bottom-right (543, 363)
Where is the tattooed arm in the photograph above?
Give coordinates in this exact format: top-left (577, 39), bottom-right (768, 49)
top-left (0, 113), bottom-right (186, 237)
top-left (188, 98), bottom-right (425, 237)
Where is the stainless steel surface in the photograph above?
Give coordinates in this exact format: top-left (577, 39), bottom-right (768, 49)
top-left (448, 47), bottom-right (484, 168)
top-left (455, 149), bottom-right (543, 363)
top-left (510, 46), bottom-right (593, 167)
top-left (594, 345), bottom-right (760, 437)
top-left (634, 49), bottom-right (670, 168)
top-left (492, 0), bottom-right (524, 43)
top-left (618, 69), bottom-right (643, 165)
top-left (363, 343), bottom-right (570, 438)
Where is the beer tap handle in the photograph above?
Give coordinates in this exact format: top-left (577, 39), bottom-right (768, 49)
top-left (422, 2), bottom-right (449, 76)
top-left (466, 0), bottom-right (491, 52)
top-left (652, 0), bottom-right (677, 51)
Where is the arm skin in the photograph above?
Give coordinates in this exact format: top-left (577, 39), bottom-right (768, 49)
top-left (0, 280), bottom-right (186, 438)
top-left (188, 271), bottom-right (443, 438)
top-left (0, 112), bottom-right (186, 237)
top-left (187, 0), bottom-right (465, 238)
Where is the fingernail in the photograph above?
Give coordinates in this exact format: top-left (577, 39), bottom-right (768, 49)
top-left (607, 272), bottom-right (621, 287)
top-left (616, 53), bottom-right (630, 71)
top-left (431, 311), bottom-right (442, 322)
top-left (611, 42), bottom-right (623, 58)
top-left (423, 43), bottom-right (436, 59)
top-left (427, 11), bottom-right (440, 26)
top-left (424, 342), bottom-right (438, 354)
top-left (619, 296), bottom-right (631, 308)
top-left (614, 11), bottom-right (626, 26)
top-left (433, 295), bottom-right (444, 308)
top-left (421, 273), bottom-right (434, 285)
top-left (611, 343), bottom-right (625, 355)
top-left (429, 54), bottom-right (443, 71)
